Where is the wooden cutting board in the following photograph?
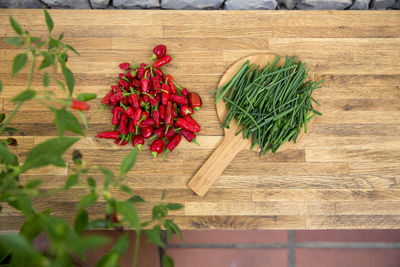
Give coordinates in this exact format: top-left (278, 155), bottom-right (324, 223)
top-left (188, 54), bottom-right (315, 197)
top-left (1, 9), bottom-right (400, 230)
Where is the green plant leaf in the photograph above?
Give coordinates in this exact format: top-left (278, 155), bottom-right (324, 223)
top-left (0, 79), bottom-right (2, 94)
top-left (87, 177), bottom-right (96, 188)
top-left (145, 225), bottom-right (164, 248)
top-left (127, 195), bottom-right (145, 203)
top-left (25, 179), bottom-right (42, 189)
top-left (77, 93), bottom-right (97, 102)
top-left (119, 185), bottom-right (132, 194)
top-left (87, 219), bottom-right (112, 230)
top-left (43, 71), bottom-right (50, 88)
top-left (53, 78), bottom-right (66, 93)
top-left (64, 43), bottom-right (81, 56)
top-left (152, 204), bottom-right (167, 220)
top-left (9, 16), bottom-right (23, 35)
top-left (70, 235), bottom-right (109, 253)
top-left (120, 148), bottom-right (138, 176)
top-left (43, 8), bottom-right (53, 33)
top-left (101, 168), bottom-right (114, 188)
top-left (12, 53), bottom-right (28, 76)
top-left (111, 233), bottom-right (129, 254)
top-left (2, 126), bottom-right (18, 133)
top-left (12, 89), bottom-right (36, 103)
top-left (76, 110), bottom-right (88, 130)
top-left (65, 173), bottom-right (79, 189)
top-left (164, 219), bottom-right (183, 241)
top-left (20, 214), bottom-right (44, 241)
top-left (58, 32), bottom-right (64, 40)
top-left (161, 189), bottom-right (166, 200)
top-left (115, 201), bottom-right (140, 230)
top-left (39, 52), bottom-right (55, 69)
top-left (78, 193), bottom-right (97, 210)
top-left (54, 107), bottom-right (84, 136)
top-left (162, 255), bottom-right (174, 267)
top-left (0, 113), bottom-right (5, 123)
top-left (0, 233), bottom-right (41, 266)
top-left (5, 36), bottom-right (22, 47)
top-left (74, 209), bottom-right (88, 235)
top-left (96, 252), bottom-right (119, 267)
top-left (166, 203), bottom-right (184, 211)
top-left (0, 142), bottom-right (18, 166)
top-left (61, 63), bottom-right (75, 96)
top-left (21, 137), bottom-right (79, 173)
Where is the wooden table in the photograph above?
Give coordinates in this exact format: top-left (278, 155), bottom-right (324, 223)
top-left (1, 9), bottom-right (400, 230)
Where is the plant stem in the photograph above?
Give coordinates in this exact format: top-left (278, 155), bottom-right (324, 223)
top-left (0, 102), bottom-right (22, 134)
top-left (27, 53), bottom-right (36, 90)
top-left (132, 231), bottom-right (141, 267)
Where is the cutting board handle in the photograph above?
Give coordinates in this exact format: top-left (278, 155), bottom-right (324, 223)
top-left (188, 134), bottom-right (248, 197)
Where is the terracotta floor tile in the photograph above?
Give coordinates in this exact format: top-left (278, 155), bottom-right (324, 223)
top-left (296, 230), bottom-right (400, 243)
top-left (169, 230), bottom-right (288, 244)
top-left (296, 248), bottom-right (400, 267)
top-left (166, 248), bottom-right (287, 267)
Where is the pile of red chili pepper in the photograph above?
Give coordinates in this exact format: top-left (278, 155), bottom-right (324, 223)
top-left (97, 45), bottom-right (203, 158)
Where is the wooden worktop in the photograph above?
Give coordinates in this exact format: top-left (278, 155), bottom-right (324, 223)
top-left (1, 9), bottom-right (400, 230)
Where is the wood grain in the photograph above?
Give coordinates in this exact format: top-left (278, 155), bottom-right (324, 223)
top-left (1, 9), bottom-right (400, 229)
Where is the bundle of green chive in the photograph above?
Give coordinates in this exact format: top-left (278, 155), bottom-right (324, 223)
top-left (214, 56), bottom-right (323, 156)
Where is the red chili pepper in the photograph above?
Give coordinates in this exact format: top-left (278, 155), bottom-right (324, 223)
top-left (170, 94), bottom-right (188, 105)
top-left (165, 101), bottom-right (174, 127)
top-left (97, 131), bottom-right (119, 140)
top-left (153, 126), bottom-right (165, 138)
top-left (141, 72), bottom-right (150, 93)
top-left (119, 62), bottom-right (130, 70)
top-left (173, 103), bottom-right (177, 118)
top-left (150, 138), bottom-right (164, 158)
top-left (181, 129), bottom-right (200, 145)
top-left (118, 79), bottom-right (129, 89)
top-left (132, 79), bottom-right (140, 88)
top-left (163, 133), bottom-right (181, 158)
top-left (141, 111), bottom-right (150, 121)
top-left (130, 93), bottom-right (140, 109)
top-left (119, 73), bottom-right (125, 79)
top-left (149, 94), bottom-right (158, 106)
top-left (119, 114), bottom-right (129, 135)
top-left (128, 120), bottom-right (136, 134)
top-left (161, 84), bottom-right (170, 105)
top-left (181, 87), bottom-right (188, 96)
top-left (133, 108), bottom-right (142, 126)
top-left (102, 89), bottom-right (114, 106)
top-left (184, 115), bottom-right (200, 130)
top-left (188, 92), bottom-right (203, 110)
top-left (164, 75), bottom-right (177, 94)
top-left (141, 126), bottom-right (154, 139)
top-left (176, 117), bottom-right (200, 133)
top-left (137, 67), bottom-right (145, 79)
top-left (111, 85), bottom-right (121, 93)
top-left (112, 107), bottom-right (123, 125)
top-left (124, 106), bottom-right (136, 120)
top-left (71, 99), bottom-right (90, 111)
top-left (180, 105), bottom-right (194, 116)
top-left (115, 139), bottom-right (128, 146)
top-left (140, 118), bottom-right (154, 128)
top-left (152, 109), bottom-right (160, 127)
top-left (159, 105), bottom-right (165, 121)
top-left (151, 77), bottom-right (161, 92)
top-left (143, 94), bottom-right (149, 102)
top-left (126, 69), bottom-right (138, 80)
top-left (164, 127), bottom-right (175, 140)
top-left (153, 55), bottom-right (172, 69)
top-left (155, 68), bottom-right (163, 77)
top-left (140, 63), bottom-right (147, 67)
top-left (152, 44), bottom-right (167, 60)
top-left (132, 135), bottom-right (144, 151)
top-left (109, 91), bottom-right (124, 106)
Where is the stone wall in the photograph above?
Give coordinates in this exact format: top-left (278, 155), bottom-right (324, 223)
top-left (1, 0), bottom-right (399, 9)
